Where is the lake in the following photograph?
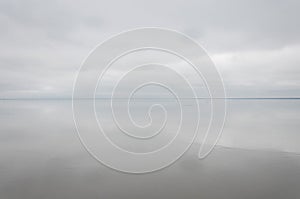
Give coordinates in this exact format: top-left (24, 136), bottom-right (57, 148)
top-left (0, 99), bottom-right (299, 199)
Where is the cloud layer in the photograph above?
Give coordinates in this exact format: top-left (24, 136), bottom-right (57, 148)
top-left (0, 0), bottom-right (300, 98)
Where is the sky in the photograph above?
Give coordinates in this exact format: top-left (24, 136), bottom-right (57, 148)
top-left (0, 0), bottom-right (300, 98)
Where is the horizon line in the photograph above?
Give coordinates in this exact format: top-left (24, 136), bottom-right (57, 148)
top-left (1, 97), bottom-right (300, 100)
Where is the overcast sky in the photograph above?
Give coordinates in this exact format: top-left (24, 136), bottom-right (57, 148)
top-left (0, 0), bottom-right (300, 98)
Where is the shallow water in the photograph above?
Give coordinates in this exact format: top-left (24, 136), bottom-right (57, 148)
top-left (0, 99), bottom-right (299, 199)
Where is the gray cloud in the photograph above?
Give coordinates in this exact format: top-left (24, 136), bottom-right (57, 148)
top-left (0, 0), bottom-right (299, 98)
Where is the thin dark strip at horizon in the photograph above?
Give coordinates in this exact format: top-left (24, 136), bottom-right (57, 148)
top-left (1, 97), bottom-right (300, 100)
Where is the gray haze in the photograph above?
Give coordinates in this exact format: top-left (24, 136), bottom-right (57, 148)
top-left (0, 0), bottom-right (300, 98)
top-left (1, 1), bottom-right (300, 199)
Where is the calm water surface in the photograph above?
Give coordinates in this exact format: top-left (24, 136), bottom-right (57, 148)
top-left (0, 99), bottom-right (299, 199)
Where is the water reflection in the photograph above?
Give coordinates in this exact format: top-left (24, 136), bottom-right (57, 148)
top-left (0, 99), bottom-right (299, 199)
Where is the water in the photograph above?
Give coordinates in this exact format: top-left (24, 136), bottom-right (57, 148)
top-left (0, 99), bottom-right (300, 199)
